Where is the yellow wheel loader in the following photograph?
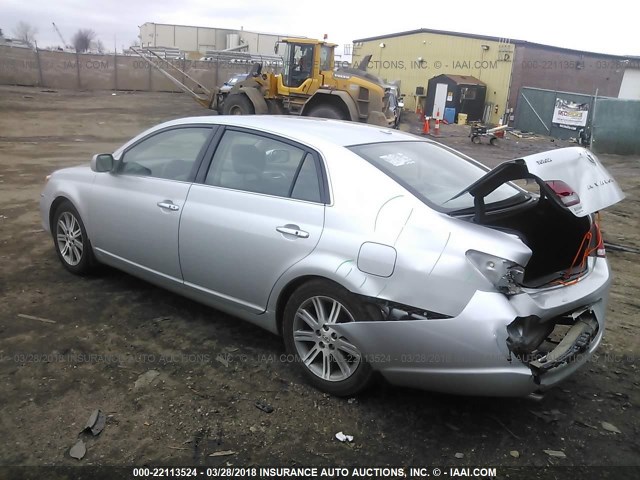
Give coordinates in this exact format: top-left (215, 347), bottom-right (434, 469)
top-left (132, 39), bottom-right (395, 127)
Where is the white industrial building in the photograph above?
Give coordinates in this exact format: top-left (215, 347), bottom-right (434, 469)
top-left (618, 65), bottom-right (640, 100)
top-left (138, 23), bottom-right (297, 56)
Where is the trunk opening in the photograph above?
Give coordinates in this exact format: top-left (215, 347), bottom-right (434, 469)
top-left (481, 197), bottom-right (591, 286)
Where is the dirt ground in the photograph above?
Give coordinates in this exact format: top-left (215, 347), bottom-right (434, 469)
top-left (0, 86), bottom-right (638, 476)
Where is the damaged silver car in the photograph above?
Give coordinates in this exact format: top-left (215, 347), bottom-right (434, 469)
top-left (40, 116), bottom-right (624, 397)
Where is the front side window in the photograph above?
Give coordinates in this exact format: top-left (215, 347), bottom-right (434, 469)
top-left (320, 45), bottom-right (332, 71)
top-left (205, 130), bottom-right (322, 202)
top-left (120, 127), bottom-right (211, 181)
top-left (283, 43), bottom-right (315, 87)
top-left (349, 141), bottom-right (522, 212)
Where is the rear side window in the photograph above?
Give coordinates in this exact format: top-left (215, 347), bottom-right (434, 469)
top-left (291, 155), bottom-right (322, 202)
top-left (349, 141), bottom-right (521, 211)
top-left (205, 130), bottom-right (323, 202)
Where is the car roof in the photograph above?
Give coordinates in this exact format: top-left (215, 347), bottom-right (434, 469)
top-left (152, 115), bottom-right (418, 147)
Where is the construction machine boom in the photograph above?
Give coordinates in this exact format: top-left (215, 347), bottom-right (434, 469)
top-left (52, 22), bottom-right (70, 50)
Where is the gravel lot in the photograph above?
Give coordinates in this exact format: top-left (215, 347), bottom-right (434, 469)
top-left (0, 86), bottom-right (638, 477)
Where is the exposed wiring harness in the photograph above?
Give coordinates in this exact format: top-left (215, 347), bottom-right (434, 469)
top-left (553, 213), bottom-right (603, 286)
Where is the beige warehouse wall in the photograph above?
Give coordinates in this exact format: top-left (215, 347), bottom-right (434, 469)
top-left (243, 33), bottom-right (282, 56)
top-left (155, 24), bottom-right (176, 47)
top-left (352, 32), bottom-right (514, 124)
top-left (139, 23), bottom-right (154, 47)
top-left (175, 26), bottom-right (198, 51)
top-left (197, 28), bottom-right (218, 51)
top-left (0, 46), bottom-right (249, 94)
top-left (256, 34), bottom-right (282, 56)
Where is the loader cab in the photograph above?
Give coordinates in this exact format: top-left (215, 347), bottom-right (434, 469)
top-left (281, 41), bottom-right (315, 88)
top-left (277, 39), bottom-right (336, 91)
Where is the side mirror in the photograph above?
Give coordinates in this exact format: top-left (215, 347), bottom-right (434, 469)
top-left (274, 42), bottom-right (279, 55)
top-left (91, 153), bottom-right (114, 172)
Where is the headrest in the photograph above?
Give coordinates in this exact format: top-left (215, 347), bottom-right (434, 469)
top-left (231, 144), bottom-right (265, 175)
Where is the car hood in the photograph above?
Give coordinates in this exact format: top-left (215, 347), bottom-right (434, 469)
top-left (453, 147), bottom-right (624, 217)
top-left (52, 164), bottom-right (92, 177)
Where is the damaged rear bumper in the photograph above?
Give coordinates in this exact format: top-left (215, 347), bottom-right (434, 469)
top-left (331, 258), bottom-right (610, 397)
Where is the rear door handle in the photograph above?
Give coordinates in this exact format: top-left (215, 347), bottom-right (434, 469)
top-left (157, 201), bottom-right (180, 211)
top-left (276, 225), bottom-right (309, 238)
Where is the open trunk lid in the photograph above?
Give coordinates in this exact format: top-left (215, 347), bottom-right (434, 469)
top-left (453, 147), bottom-right (624, 218)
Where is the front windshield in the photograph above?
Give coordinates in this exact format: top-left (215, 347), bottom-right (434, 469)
top-left (349, 141), bottom-right (522, 211)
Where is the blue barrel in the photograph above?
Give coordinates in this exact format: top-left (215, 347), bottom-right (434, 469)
top-left (444, 107), bottom-right (456, 124)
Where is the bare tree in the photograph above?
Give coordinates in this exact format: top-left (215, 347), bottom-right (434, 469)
top-left (72, 28), bottom-right (96, 53)
top-left (13, 21), bottom-right (38, 46)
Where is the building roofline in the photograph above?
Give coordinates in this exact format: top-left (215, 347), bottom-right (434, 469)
top-left (140, 22), bottom-right (300, 38)
top-left (517, 40), bottom-right (636, 60)
top-left (353, 28), bottom-right (521, 45)
top-left (353, 28), bottom-right (637, 60)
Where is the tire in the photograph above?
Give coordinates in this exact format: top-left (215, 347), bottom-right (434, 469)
top-left (489, 137), bottom-right (498, 146)
top-left (307, 104), bottom-right (347, 120)
top-left (395, 111), bottom-right (402, 129)
top-left (471, 135), bottom-right (481, 144)
top-left (222, 94), bottom-right (255, 115)
top-left (52, 201), bottom-right (96, 275)
top-left (283, 279), bottom-right (380, 396)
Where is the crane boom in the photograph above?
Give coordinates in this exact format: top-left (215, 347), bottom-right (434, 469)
top-left (52, 22), bottom-right (68, 48)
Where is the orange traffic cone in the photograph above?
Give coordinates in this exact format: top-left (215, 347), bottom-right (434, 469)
top-left (434, 117), bottom-right (440, 136)
top-left (422, 116), bottom-right (430, 135)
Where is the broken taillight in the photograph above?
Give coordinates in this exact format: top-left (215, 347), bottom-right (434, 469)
top-left (546, 180), bottom-right (580, 207)
top-left (466, 250), bottom-right (524, 295)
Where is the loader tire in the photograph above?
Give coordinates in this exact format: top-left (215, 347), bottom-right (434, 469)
top-left (307, 104), bottom-right (347, 120)
top-left (223, 94), bottom-right (255, 115)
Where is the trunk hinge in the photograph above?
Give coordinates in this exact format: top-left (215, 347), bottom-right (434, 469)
top-left (473, 195), bottom-right (486, 223)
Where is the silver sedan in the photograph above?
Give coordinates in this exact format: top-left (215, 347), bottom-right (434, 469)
top-left (40, 116), bottom-right (624, 397)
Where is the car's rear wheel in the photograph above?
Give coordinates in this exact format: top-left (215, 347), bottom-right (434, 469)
top-left (283, 280), bottom-right (378, 396)
top-left (52, 201), bottom-right (95, 275)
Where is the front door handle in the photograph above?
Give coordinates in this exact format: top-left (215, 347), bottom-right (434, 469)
top-left (276, 225), bottom-right (309, 238)
top-left (157, 201), bottom-right (180, 211)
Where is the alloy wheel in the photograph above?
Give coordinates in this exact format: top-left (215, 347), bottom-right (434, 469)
top-left (56, 211), bottom-right (84, 266)
top-left (292, 296), bottom-right (361, 382)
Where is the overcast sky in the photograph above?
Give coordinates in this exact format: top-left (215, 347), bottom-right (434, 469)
top-left (2, 0), bottom-right (637, 56)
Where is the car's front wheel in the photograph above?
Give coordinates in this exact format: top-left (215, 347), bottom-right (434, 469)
top-left (283, 280), bottom-right (378, 396)
top-left (52, 201), bottom-right (95, 275)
